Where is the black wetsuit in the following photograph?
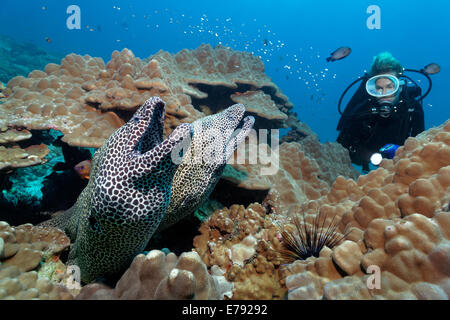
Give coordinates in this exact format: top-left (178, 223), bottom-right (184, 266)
top-left (337, 78), bottom-right (424, 171)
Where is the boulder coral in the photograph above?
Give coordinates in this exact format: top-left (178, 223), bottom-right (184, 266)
top-left (76, 250), bottom-right (223, 300)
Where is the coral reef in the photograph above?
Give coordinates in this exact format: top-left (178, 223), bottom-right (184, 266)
top-left (280, 120), bottom-right (450, 299)
top-left (0, 43), bottom-right (358, 224)
top-left (2, 40), bottom-right (446, 300)
top-left (294, 135), bottom-right (360, 186)
top-left (0, 81), bottom-right (10, 100)
top-left (221, 141), bottom-right (331, 216)
top-left (0, 44), bottom-right (296, 151)
top-left (191, 120), bottom-right (450, 300)
top-left (0, 130), bottom-right (91, 227)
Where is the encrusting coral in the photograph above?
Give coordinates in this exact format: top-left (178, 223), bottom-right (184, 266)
top-left (193, 203), bottom-right (287, 299)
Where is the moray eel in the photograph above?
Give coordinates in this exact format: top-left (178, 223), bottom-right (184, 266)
top-left (42, 97), bottom-right (192, 283)
top-left (158, 103), bottom-right (255, 230)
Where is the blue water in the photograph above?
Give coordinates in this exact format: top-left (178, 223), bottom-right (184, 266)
top-left (0, 0), bottom-right (449, 142)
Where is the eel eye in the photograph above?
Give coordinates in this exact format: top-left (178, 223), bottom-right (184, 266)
top-left (88, 214), bottom-right (103, 233)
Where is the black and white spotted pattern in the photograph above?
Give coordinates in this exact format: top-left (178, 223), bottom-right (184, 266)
top-left (159, 104), bottom-right (255, 230)
top-left (56, 97), bottom-right (192, 283)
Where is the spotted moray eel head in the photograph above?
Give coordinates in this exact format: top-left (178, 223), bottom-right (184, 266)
top-left (191, 103), bottom-right (255, 164)
top-left (90, 97), bottom-right (192, 227)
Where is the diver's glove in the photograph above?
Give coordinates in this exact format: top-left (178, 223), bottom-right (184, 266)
top-left (370, 143), bottom-right (400, 165)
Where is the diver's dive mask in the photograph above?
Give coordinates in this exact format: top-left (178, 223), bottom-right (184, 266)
top-left (365, 74), bottom-right (405, 98)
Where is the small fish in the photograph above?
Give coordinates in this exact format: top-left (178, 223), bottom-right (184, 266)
top-left (286, 75), bottom-right (289, 80)
top-left (45, 37), bottom-right (51, 43)
top-left (326, 46), bottom-right (351, 62)
top-left (264, 38), bottom-right (268, 46)
top-left (74, 160), bottom-right (92, 180)
top-left (421, 63), bottom-right (440, 75)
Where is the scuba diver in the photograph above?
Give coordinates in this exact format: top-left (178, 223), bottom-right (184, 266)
top-left (336, 52), bottom-right (438, 172)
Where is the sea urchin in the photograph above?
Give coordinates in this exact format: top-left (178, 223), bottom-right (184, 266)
top-left (278, 210), bottom-right (350, 262)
